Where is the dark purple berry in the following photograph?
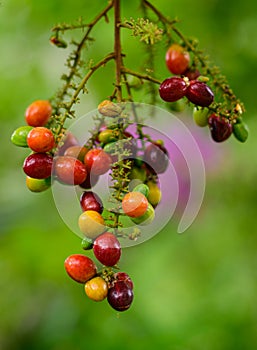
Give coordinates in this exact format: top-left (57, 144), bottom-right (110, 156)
top-left (80, 191), bottom-right (103, 213)
top-left (186, 80), bottom-right (214, 107)
top-left (107, 281), bottom-right (134, 312)
top-left (159, 77), bottom-right (188, 102)
top-left (23, 153), bottom-right (53, 179)
top-left (208, 114), bottom-right (232, 142)
top-left (144, 142), bottom-right (169, 174)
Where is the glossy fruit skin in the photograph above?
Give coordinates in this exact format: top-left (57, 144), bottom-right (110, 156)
top-left (131, 203), bottom-right (155, 225)
top-left (80, 191), bottom-right (103, 213)
top-left (132, 183), bottom-right (149, 197)
top-left (107, 281), bottom-right (134, 312)
top-left (54, 156), bottom-right (87, 185)
top-left (84, 149), bottom-right (112, 176)
top-left (23, 153), bottom-right (53, 179)
top-left (64, 254), bottom-right (97, 284)
top-left (122, 192), bottom-right (148, 218)
top-left (208, 114), bottom-right (232, 142)
top-left (159, 77), bottom-right (188, 102)
top-left (146, 181), bottom-right (162, 207)
top-left (25, 100), bottom-right (52, 127)
top-left (85, 276), bottom-right (108, 302)
top-left (27, 127), bottom-right (55, 153)
top-left (165, 44), bottom-right (190, 75)
top-left (64, 146), bottom-right (88, 162)
top-left (233, 122), bottom-right (249, 143)
top-left (93, 232), bottom-right (121, 267)
top-left (193, 107), bottom-right (209, 127)
top-left (186, 80), bottom-right (214, 107)
top-left (112, 272), bottom-right (134, 290)
top-left (11, 126), bottom-right (34, 147)
top-left (144, 142), bottom-right (169, 174)
top-left (26, 176), bottom-right (51, 192)
top-left (78, 210), bottom-right (105, 239)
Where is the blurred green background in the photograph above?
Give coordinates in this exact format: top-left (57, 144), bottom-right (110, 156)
top-left (1, 0), bottom-right (257, 349)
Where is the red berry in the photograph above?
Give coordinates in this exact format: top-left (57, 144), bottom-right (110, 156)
top-left (165, 44), bottom-right (190, 75)
top-left (144, 142), bottom-right (169, 174)
top-left (54, 156), bottom-right (87, 185)
top-left (84, 149), bottom-right (112, 176)
top-left (27, 127), bottom-right (55, 153)
top-left (159, 77), bottom-right (188, 102)
top-left (107, 281), bottom-right (133, 312)
top-left (25, 100), bottom-right (52, 127)
top-left (208, 114), bottom-right (232, 142)
top-left (113, 272), bottom-right (134, 290)
top-left (23, 153), bottom-right (53, 179)
top-left (80, 191), bottom-right (103, 213)
top-left (64, 254), bottom-right (97, 284)
top-left (186, 80), bottom-right (214, 107)
top-left (93, 232), bottom-right (121, 267)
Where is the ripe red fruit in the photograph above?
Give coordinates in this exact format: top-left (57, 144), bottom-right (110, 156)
top-left (208, 114), bottom-right (232, 142)
top-left (80, 191), bottom-right (103, 213)
top-left (165, 44), bottom-right (190, 75)
top-left (107, 281), bottom-right (134, 312)
top-left (113, 272), bottom-right (134, 290)
top-left (54, 156), bottom-right (87, 185)
top-left (144, 142), bottom-right (169, 174)
top-left (186, 80), bottom-right (214, 107)
top-left (27, 127), bottom-right (55, 153)
top-left (25, 100), bottom-right (52, 127)
top-left (159, 77), bottom-right (188, 102)
top-left (64, 254), bottom-right (97, 283)
top-left (84, 149), bottom-right (112, 176)
top-left (23, 153), bottom-right (53, 179)
top-left (93, 232), bottom-right (121, 267)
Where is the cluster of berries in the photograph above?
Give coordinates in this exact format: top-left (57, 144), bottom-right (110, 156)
top-left (11, 99), bottom-right (170, 311)
top-left (159, 43), bottom-right (248, 143)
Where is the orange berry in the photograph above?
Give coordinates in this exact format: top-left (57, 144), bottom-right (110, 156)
top-left (25, 100), bottom-right (52, 127)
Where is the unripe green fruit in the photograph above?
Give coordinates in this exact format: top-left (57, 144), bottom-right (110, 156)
top-left (132, 184), bottom-right (149, 197)
top-left (26, 176), bottom-right (51, 192)
top-left (11, 126), bottom-right (34, 147)
top-left (81, 237), bottom-right (94, 250)
top-left (233, 122), bottom-right (249, 143)
top-left (98, 129), bottom-right (118, 144)
top-left (103, 142), bottom-right (116, 154)
top-left (146, 181), bottom-right (162, 207)
top-left (193, 107), bottom-right (209, 127)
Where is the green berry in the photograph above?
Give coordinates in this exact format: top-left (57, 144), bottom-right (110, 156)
top-left (193, 107), bottom-right (209, 127)
top-left (233, 122), bottom-right (249, 143)
top-left (11, 126), bottom-right (33, 147)
top-left (132, 184), bottom-right (149, 197)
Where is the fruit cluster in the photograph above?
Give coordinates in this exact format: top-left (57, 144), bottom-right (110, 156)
top-left (159, 43), bottom-right (248, 143)
top-left (11, 98), bottom-right (169, 311)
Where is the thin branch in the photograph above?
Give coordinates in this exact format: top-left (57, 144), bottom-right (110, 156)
top-left (121, 66), bottom-right (161, 85)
